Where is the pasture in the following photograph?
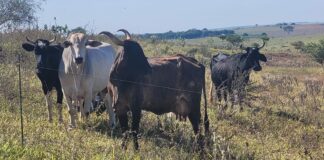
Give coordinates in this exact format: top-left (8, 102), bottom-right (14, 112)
top-left (0, 25), bottom-right (324, 159)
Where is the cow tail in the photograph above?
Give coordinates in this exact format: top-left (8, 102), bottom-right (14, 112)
top-left (201, 65), bottom-right (209, 134)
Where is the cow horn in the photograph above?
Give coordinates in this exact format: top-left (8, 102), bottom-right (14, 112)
top-left (49, 36), bottom-right (56, 43)
top-left (258, 40), bottom-right (266, 49)
top-left (99, 31), bottom-right (124, 46)
top-left (26, 36), bottom-right (34, 43)
top-left (117, 29), bottom-right (131, 40)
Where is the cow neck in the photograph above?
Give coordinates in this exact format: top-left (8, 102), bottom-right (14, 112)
top-left (237, 53), bottom-right (253, 74)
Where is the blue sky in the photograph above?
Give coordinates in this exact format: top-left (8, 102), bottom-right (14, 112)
top-left (37, 0), bottom-right (324, 34)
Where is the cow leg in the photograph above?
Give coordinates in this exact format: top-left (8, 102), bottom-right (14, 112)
top-left (217, 88), bottom-right (228, 119)
top-left (131, 107), bottom-right (141, 150)
top-left (237, 87), bottom-right (245, 111)
top-left (57, 103), bottom-right (63, 123)
top-left (66, 97), bottom-right (77, 128)
top-left (216, 88), bottom-right (222, 103)
top-left (104, 94), bottom-right (116, 128)
top-left (118, 113), bottom-right (129, 149)
top-left (45, 92), bottom-right (53, 123)
top-left (188, 111), bottom-right (200, 135)
top-left (188, 111), bottom-right (204, 151)
top-left (79, 99), bottom-right (85, 120)
top-left (223, 90), bottom-right (230, 111)
top-left (83, 92), bottom-right (93, 122)
top-left (56, 87), bottom-right (64, 123)
top-left (209, 83), bottom-right (214, 103)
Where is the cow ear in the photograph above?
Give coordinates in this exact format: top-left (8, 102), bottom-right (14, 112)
top-left (259, 54), bottom-right (267, 62)
top-left (86, 40), bottom-right (102, 47)
top-left (62, 41), bottom-right (72, 48)
top-left (22, 43), bottom-right (35, 52)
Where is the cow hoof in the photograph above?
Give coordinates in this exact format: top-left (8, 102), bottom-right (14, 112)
top-left (133, 142), bottom-right (139, 150)
top-left (108, 122), bottom-right (116, 129)
top-left (121, 141), bottom-right (127, 150)
top-left (68, 124), bottom-right (76, 130)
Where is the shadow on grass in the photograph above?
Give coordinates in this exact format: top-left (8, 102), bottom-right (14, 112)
top-left (84, 116), bottom-right (214, 157)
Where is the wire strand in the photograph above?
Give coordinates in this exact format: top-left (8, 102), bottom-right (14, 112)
top-left (34, 66), bottom-right (203, 94)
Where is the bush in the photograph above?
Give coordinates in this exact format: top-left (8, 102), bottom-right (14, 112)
top-left (225, 34), bottom-right (243, 47)
top-left (291, 41), bottom-right (305, 52)
top-left (303, 39), bottom-right (324, 64)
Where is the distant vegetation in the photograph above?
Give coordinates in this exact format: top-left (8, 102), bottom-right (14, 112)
top-left (291, 41), bottom-right (305, 52)
top-left (303, 39), bottom-right (324, 64)
top-left (276, 22), bottom-right (295, 34)
top-left (138, 28), bottom-right (234, 39)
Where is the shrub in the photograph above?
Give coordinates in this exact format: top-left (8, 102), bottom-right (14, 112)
top-left (303, 39), bottom-right (324, 65)
top-left (291, 41), bottom-right (305, 52)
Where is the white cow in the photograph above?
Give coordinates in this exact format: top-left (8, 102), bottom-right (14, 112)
top-left (59, 33), bottom-right (116, 128)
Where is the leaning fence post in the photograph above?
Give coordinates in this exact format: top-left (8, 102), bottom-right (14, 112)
top-left (17, 53), bottom-right (24, 147)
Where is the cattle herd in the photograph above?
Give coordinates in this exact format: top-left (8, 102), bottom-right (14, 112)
top-left (21, 29), bottom-right (267, 150)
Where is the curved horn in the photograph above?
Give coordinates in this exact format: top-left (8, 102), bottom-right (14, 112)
top-left (258, 40), bottom-right (266, 49)
top-left (99, 31), bottom-right (124, 46)
top-left (49, 36), bottom-right (56, 43)
top-left (26, 36), bottom-right (34, 43)
top-left (117, 29), bottom-right (131, 40)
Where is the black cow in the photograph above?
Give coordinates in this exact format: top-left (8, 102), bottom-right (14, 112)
top-left (22, 37), bottom-right (64, 123)
top-left (101, 30), bottom-right (209, 150)
top-left (210, 42), bottom-right (267, 107)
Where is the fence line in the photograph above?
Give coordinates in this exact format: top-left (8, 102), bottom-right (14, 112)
top-left (32, 66), bottom-right (204, 94)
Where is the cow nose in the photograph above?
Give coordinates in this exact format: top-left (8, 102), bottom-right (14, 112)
top-left (75, 57), bottom-right (83, 64)
top-left (253, 66), bottom-right (262, 71)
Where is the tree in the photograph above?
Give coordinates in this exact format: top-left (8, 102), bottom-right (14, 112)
top-left (70, 27), bottom-right (87, 34)
top-left (225, 34), bottom-right (243, 47)
top-left (260, 33), bottom-right (270, 42)
top-left (0, 0), bottom-right (42, 29)
top-left (44, 24), bottom-right (48, 30)
top-left (51, 24), bottom-right (69, 36)
top-left (219, 34), bottom-right (226, 41)
top-left (303, 40), bottom-right (324, 65)
top-left (282, 25), bottom-right (294, 34)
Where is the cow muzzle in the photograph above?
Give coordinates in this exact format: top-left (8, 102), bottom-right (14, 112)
top-left (75, 57), bottom-right (83, 64)
top-left (253, 65), bottom-right (262, 71)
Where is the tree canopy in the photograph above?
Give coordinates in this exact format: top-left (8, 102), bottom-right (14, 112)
top-left (139, 28), bottom-right (234, 39)
top-left (0, 0), bottom-right (43, 29)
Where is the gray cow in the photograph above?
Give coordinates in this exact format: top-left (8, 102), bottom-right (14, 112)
top-left (59, 33), bottom-right (116, 128)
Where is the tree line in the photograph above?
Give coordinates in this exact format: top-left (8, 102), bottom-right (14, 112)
top-left (138, 28), bottom-right (234, 39)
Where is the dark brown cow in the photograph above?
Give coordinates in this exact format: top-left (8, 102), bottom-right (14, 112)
top-left (100, 30), bottom-right (209, 150)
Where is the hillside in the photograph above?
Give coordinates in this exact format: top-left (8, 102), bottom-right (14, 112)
top-left (234, 23), bottom-right (324, 38)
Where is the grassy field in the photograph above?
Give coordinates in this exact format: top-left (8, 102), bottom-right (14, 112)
top-left (0, 26), bottom-right (324, 159)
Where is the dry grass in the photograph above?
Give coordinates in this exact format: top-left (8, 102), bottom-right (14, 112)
top-left (0, 29), bottom-right (324, 159)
